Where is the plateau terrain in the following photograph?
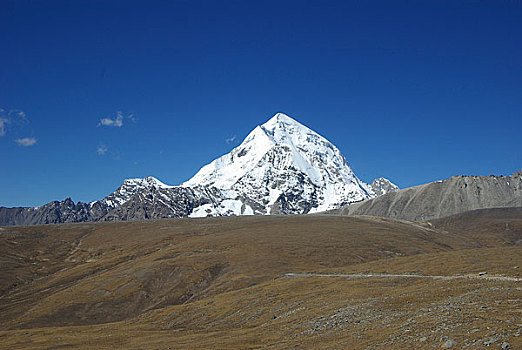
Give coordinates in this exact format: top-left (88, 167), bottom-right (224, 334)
top-left (0, 208), bottom-right (520, 349)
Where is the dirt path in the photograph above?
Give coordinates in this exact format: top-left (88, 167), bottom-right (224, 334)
top-left (283, 273), bottom-right (522, 282)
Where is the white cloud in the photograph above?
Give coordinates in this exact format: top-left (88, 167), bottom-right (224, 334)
top-left (15, 137), bottom-right (37, 146)
top-left (9, 109), bottom-right (28, 123)
top-left (225, 135), bottom-right (237, 144)
top-left (97, 144), bottom-right (108, 155)
top-left (98, 112), bottom-right (124, 127)
top-left (0, 108), bottom-right (29, 136)
top-left (97, 111), bottom-right (136, 128)
top-left (14, 110), bottom-right (26, 119)
top-left (0, 118), bottom-right (9, 136)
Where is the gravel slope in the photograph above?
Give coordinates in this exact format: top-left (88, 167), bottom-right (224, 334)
top-left (331, 172), bottom-right (522, 220)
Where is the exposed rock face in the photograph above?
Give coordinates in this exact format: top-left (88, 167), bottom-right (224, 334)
top-left (0, 199), bottom-right (94, 226)
top-left (333, 172), bottom-right (522, 221)
top-left (101, 186), bottom-right (220, 221)
top-left (0, 113), bottom-right (399, 226)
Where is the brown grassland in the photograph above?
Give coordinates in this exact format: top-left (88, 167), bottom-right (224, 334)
top-left (0, 208), bottom-right (521, 349)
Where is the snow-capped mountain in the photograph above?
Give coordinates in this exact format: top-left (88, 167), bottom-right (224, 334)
top-left (183, 113), bottom-right (377, 215)
top-left (0, 113), bottom-right (399, 226)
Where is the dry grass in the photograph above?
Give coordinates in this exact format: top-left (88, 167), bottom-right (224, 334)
top-left (0, 211), bottom-right (521, 349)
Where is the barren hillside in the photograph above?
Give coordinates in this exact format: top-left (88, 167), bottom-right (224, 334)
top-left (331, 173), bottom-right (522, 220)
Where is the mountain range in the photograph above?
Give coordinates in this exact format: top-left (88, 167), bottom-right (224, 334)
top-left (0, 113), bottom-right (398, 226)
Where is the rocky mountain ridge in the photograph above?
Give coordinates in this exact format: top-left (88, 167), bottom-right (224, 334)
top-left (331, 172), bottom-right (522, 221)
top-left (0, 113), bottom-right (397, 226)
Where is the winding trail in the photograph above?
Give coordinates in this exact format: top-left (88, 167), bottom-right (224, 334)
top-left (283, 273), bottom-right (522, 282)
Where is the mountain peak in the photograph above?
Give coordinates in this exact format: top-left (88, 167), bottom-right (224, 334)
top-left (261, 113), bottom-right (312, 136)
top-left (122, 176), bottom-right (172, 189)
top-left (262, 112), bottom-right (300, 127)
top-left (370, 177), bottom-right (399, 196)
top-left (256, 113), bottom-right (320, 150)
top-left (182, 112), bottom-right (377, 214)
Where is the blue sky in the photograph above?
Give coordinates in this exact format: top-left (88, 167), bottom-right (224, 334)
top-left (1, 0), bottom-right (521, 207)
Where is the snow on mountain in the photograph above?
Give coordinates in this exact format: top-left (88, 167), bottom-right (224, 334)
top-left (370, 177), bottom-right (400, 196)
top-left (183, 113), bottom-right (380, 215)
top-left (92, 176), bottom-right (174, 209)
top-left (0, 112), bottom-right (400, 225)
top-left (83, 113), bottom-right (400, 218)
